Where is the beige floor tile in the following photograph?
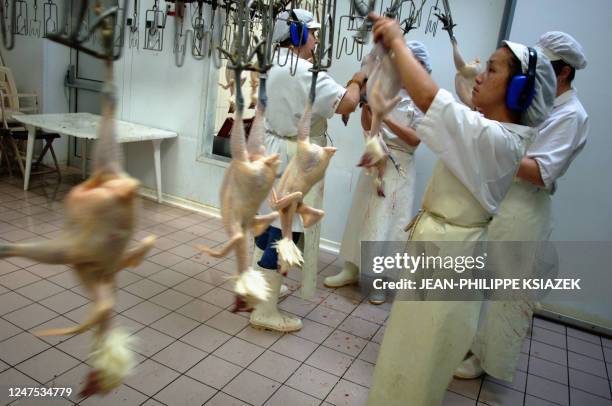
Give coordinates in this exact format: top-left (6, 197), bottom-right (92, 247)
top-left (265, 385), bottom-right (320, 406)
top-left (152, 340), bottom-right (207, 373)
top-left (214, 337), bottom-right (264, 367)
top-left (186, 355), bottom-right (242, 389)
top-left (154, 375), bottom-right (216, 406)
top-left (150, 312), bottom-right (199, 339)
top-left (206, 311), bottom-right (250, 335)
top-left (15, 348), bottom-right (80, 384)
top-left (224, 370), bottom-right (280, 406)
top-left (0, 332), bottom-right (49, 365)
top-left (269, 334), bottom-right (318, 362)
top-left (180, 324), bottom-right (231, 353)
top-left (305, 345), bottom-right (353, 377)
top-left (286, 364), bottom-right (339, 400)
top-left (325, 379), bottom-right (369, 406)
top-left (123, 359), bottom-right (180, 397)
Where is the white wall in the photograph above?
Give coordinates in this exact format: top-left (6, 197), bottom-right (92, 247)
top-left (510, 0), bottom-right (612, 328)
top-left (117, 8), bottom-right (226, 208)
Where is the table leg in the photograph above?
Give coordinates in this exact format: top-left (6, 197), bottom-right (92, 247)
top-left (81, 139), bottom-right (87, 179)
top-left (23, 125), bottom-right (36, 191)
top-left (152, 139), bottom-right (162, 203)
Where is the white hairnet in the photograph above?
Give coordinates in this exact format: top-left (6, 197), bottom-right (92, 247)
top-left (406, 40), bottom-right (432, 73)
top-left (503, 40), bottom-right (556, 128)
top-left (536, 31), bottom-right (587, 70)
top-left (272, 9), bottom-right (321, 44)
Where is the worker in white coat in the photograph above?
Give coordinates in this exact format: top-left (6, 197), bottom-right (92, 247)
top-left (324, 41), bottom-right (432, 306)
top-left (456, 31), bottom-right (590, 380)
top-left (250, 9), bottom-right (364, 332)
top-left (366, 15), bottom-right (556, 406)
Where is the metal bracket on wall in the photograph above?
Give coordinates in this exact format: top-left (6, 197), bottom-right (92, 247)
top-left (64, 64), bottom-right (103, 93)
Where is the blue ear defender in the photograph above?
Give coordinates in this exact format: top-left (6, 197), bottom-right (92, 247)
top-left (289, 10), bottom-right (308, 47)
top-left (506, 46), bottom-right (537, 111)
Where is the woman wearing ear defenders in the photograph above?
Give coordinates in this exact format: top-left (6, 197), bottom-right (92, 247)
top-left (249, 9), bottom-right (364, 332)
top-left (365, 14), bottom-right (556, 406)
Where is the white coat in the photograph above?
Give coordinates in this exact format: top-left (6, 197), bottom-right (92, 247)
top-left (529, 88), bottom-right (589, 193)
top-left (339, 90), bottom-right (420, 269)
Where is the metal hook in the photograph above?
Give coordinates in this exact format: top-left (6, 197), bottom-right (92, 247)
top-left (12, 0), bottom-right (27, 36)
top-left (29, 0), bottom-right (40, 37)
top-left (42, 0), bottom-right (57, 37)
top-left (173, 1), bottom-right (192, 67)
top-left (144, 0), bottom-right (165, 51)
top-left (424, 0), bottom-right (441, 36)
top-left (113, 2), bottom-right (125, 49)
top-left (45, 0), bottom-right (128, 60)
top-left (0, 0), bottom-right (15, 49)
top-left (126, 0), bottom-right (139, 48)
top-left (191, 0), bottom-right (206, 58)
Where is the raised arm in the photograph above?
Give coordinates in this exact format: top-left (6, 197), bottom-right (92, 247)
top-left (371, 14), bottom-right (438, 113)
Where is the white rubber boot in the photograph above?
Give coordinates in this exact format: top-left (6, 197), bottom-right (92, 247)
top-left (454, 354), bottom-right (484, 379)
top-left (252, 245), bottom-right (290, 299)
top-left (323, 261), bottom-right (359, 288)
top-left (250, 270), bottom-right (303, 332)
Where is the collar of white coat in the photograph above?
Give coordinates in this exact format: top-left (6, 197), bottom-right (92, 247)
top-left (554, 87), bottom-right (577, 107)
top-left (277, 47), bottom-right (313, 69)
top-left (501, 122), bottom-right (537, 142)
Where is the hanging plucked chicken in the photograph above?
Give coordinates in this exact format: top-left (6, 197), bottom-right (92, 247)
top-left (200, 2), bottom-right (281, 311)
top-left (270, 95), bottom-right (337, 275)
top-left (0, 10), bottom-right (155, 396)
top-left (435, 0), bottom-right (481, 108)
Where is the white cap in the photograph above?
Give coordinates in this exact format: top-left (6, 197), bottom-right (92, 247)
top-left (503, 40), bottom-right (530, 73)
top-left (536, 31), bottom-right (587, 69)
top-left (272, 9), bottom-right (321, 44)
top-left (406, 40), bottom-right (432, 73)
top-left (502, 40), bottom-right (556, 127)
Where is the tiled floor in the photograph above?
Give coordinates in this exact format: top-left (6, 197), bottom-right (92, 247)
top-left (0, 172), bottom-right (611, 406)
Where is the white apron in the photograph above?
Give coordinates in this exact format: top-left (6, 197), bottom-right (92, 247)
top-left (368, 161), bottom-right (491, 406)
top-left (262, 119), bottom-right (328, 300)
top-left (339, 141), bottom-right (416, 268)
top-left (471, 178), bottom-right (552, 381)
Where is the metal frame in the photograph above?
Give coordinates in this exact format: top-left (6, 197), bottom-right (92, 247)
top-left (496, 0), bottom-right (516, 45)
top-left (536, 307), bottom-right (612, 339)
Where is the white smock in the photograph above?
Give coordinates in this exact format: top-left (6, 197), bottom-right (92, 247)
top-left (339, 89), bottom-right (420, 269)
top-left (528, 88), bottom-right (589, 192)
top-left (262, 47), bottom-right (346, 298)
top-left (471, 88), bottom-right (589, 382)
top-left (367, 89), bottom-right (535, 406)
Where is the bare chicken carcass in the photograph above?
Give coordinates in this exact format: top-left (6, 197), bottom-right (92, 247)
top-left (0, 63), bottom-right (155, 396)
top-left (436, 11), bottom-right (481, 108)
top-left (219, 64), bottom-right (247, 114)
top-left (451, 38), bottom-right (481, 109)
top-left (199, 103), bottom-right (281, 312)
top-left (270, 102), bottom-right (337, 274)
top-left (357, 44), bottom-right (402, 197)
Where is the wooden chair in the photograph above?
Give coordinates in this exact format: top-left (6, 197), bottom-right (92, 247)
top-left (0, 66), bottom-right (61, 181)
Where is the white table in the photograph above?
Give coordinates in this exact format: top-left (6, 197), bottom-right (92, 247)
top-left (11, 112), bottom-right (178, 203)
